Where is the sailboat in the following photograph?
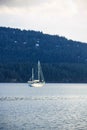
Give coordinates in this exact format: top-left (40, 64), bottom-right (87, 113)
top-left (28, 61), bottom-right (45, 87)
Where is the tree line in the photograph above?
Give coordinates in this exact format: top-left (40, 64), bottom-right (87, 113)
top-left (0, 63), bottom-right (87, 83)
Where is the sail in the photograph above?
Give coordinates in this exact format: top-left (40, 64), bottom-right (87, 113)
top-left (38, 61), bottom-right (40, 81)
top-left (38, 61), bottom-right (44, 82)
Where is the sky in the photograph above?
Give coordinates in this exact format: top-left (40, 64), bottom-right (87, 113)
top-left (0, 0), bottom-right (87, 43)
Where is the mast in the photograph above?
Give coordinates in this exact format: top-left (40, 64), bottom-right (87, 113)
top-left (32, 68), bottom-right (34, 81)
top-left (38, 61), bottom-right (40, 81)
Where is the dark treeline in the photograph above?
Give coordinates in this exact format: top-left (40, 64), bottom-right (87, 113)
top-left (0, 27), bottom-right (87, 82)
top-left (0, 63), bottom-right (87, 83)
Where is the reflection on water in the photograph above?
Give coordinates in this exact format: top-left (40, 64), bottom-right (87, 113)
top-left (0, 83), bottom-right (87, 130)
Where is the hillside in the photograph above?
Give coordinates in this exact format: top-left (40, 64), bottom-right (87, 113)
top-left (0, 27), bottom-right (87, 82)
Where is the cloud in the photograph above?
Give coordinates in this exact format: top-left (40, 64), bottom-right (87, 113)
top-left (0, 0), bottom-right (50, 8)
top-left (0, 0), bottom-right (87, 13)
top-left (0, 0), bottom-right (87, 16)
top-left (0, 0), bottom-right (87, 42)
top-left (71, 0), bottom-right (87, 15)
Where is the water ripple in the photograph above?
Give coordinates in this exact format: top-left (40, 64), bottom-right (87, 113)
top-left (0, 96), bottom-right (87, 101)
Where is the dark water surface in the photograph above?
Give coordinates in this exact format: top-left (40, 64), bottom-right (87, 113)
top-left (0, 83), bottom-right (87, 130)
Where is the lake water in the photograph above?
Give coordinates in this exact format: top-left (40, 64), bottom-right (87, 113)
top-left (0, 83), bottom-right (87, 130)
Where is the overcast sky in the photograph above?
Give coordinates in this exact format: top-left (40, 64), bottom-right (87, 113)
top-left (0, 0), bottom-right (87, 42)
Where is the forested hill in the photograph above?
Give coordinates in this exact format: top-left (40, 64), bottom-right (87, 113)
top-left (0, 26), bottom-right (87, 63)
top-left (0, 27), bottom-right (87, 83)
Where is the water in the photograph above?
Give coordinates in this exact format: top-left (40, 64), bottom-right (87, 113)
top-left (0, 83), bottom-right (87, 130)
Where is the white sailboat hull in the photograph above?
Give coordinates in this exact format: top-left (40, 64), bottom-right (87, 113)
top-left (28, 81), bottom-right (45, 87)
